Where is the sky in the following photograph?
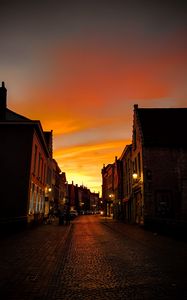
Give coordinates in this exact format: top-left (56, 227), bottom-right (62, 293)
top-left (0, 0), bottom-right (187, 194)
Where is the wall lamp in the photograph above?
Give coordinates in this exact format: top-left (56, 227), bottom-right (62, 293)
top-left (132, 172), bottom-right (138, 180)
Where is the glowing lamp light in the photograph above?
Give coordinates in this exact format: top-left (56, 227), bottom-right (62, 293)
top-left (48, 187), bottom-right (52, 192)
top-left (132, 173), bottom-right (138, 180)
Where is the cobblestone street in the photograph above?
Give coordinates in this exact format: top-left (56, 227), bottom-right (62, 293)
top-left (0, 215), bottom-right (187, 300)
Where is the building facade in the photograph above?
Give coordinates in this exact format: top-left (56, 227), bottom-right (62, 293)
top-left (120, 144), bottom-right (133, 223)
top-left (113, 156), bottom-right (123, 220)
top-left (101, 163), bottom-right (114, 217)
top-left (0, 82), bottom-right (60, 230)
top-left (133, 105), bottom-right (187, 232)
top-left (102, 104), bottom-right (187, 234)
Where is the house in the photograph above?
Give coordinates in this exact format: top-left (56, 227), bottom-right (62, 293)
top-left (78, 185), bottom-right (90, 213)
top-left (58, 172), bottom-right (68, 211)
top-left (113, 156), bottom-right (123, 220)
top-left (132, 104), bottom-right (187, 232)
top-left (101, 163), bottom-right (114, 217)
top-left (43, 131), bottom-right (53, 219)
top-left (90, 191), bottom-right (100, 213)
top-left (120, 144), bottom-right (133, 223)
top-left (0, 82), bottom-right (52, 230)
top-left (68, 181), bottom-right (76, 210)
top-left (51, 159), bottom-right (62, 214)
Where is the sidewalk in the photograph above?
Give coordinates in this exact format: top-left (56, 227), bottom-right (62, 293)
top-left (100, 216), bottom-right (187, 251)
top-left (0, 215), bottom-right (186, 300)
top-left (0, 219), bottom-right (73, 299)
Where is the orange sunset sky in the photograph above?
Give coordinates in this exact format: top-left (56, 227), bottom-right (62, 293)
top-left (1, 0), bottom-right (187, 194)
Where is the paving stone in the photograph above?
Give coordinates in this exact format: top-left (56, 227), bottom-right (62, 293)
top-left (0, 216), bottom-right (187, 300)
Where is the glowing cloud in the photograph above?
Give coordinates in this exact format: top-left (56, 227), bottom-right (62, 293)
top-left (1, 2), bottom-right (187, 193)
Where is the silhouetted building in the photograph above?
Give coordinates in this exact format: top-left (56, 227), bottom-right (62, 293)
top-left (0, 82), bottom-right (52, 230)
top-left (102, 104), bottom-right (187, 234)
top-left (113, 156), bottom-right (123, 220)
top-left (74, 184), bottom-right (80, 212)
top-left (51, 159), bottom-right (61, 214)
top-left (90, 191), bottom-right (100, 213)
top-left (120, 144), bottom-right (133, 222)
top-left (43, 130), bottom-right (53, 219)
top-left (101, 163), bottom-right (114, 217)
top-left (132, 104), bottom-right (187, 232)
top-left (59, 172), bottom-right (67, 210)
top-left (68, 181), bottom-right (76, 210)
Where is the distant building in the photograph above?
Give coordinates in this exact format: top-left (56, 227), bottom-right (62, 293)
top-left (101, 163), bottom-right (114, 217)
top-left (0, 82), bottom-right (53, 229)
top-left (68, 181), bottom-right (76, 210)
top-left (90, 191), bottom-right (100, 213)
top-left (59, 172), bottom-right (67, 211)
top-left (112, 156), bottom-right (122, 219)
top-left (51, 159), bottom-right (62, 214)
top-left (132, 104), bottom-right (187, 232)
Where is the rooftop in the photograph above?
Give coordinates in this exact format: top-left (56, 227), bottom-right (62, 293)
top-left (137, 107), bottom-right (187, 147)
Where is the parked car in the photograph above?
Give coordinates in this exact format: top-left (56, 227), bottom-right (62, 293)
top-left (70, 210), bottom-right (78, 219)
top-left (85, 210), bottom-right (94, 215)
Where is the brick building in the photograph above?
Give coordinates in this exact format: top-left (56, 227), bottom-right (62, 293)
top-left (101, 163), bottom-right (114, 217)
top-left (132, 104), bottom-right (187, 232)
top-left (113, 156), bottom-right (123, 220)
top-left (102, 104), bottom-right (187, 234)
top-left (90, 191), bottom-right (100, 213)
top-left (120, 144), bottom-right (133, 223)
top-left (0, 82), bottom-right (53, 230)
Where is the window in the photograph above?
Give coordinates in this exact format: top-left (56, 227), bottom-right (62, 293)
top-left (43, 164), bottom-right (46, 184)
top-left (35, 186), bottom-right (39, 212)
top-left (41, 158), bottom-right (43, 182)
top-left (33, 145), bottom-right (37, 175)
top-left (29, 183), bottom-right (35, 214)
top-left (38, 153), bottom-right (41, 178)
top-left (138, 152), bottom-right (141, 176)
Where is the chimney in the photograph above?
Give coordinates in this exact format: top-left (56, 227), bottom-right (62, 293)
top-left (0, 81), bottom-right (7, 120)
